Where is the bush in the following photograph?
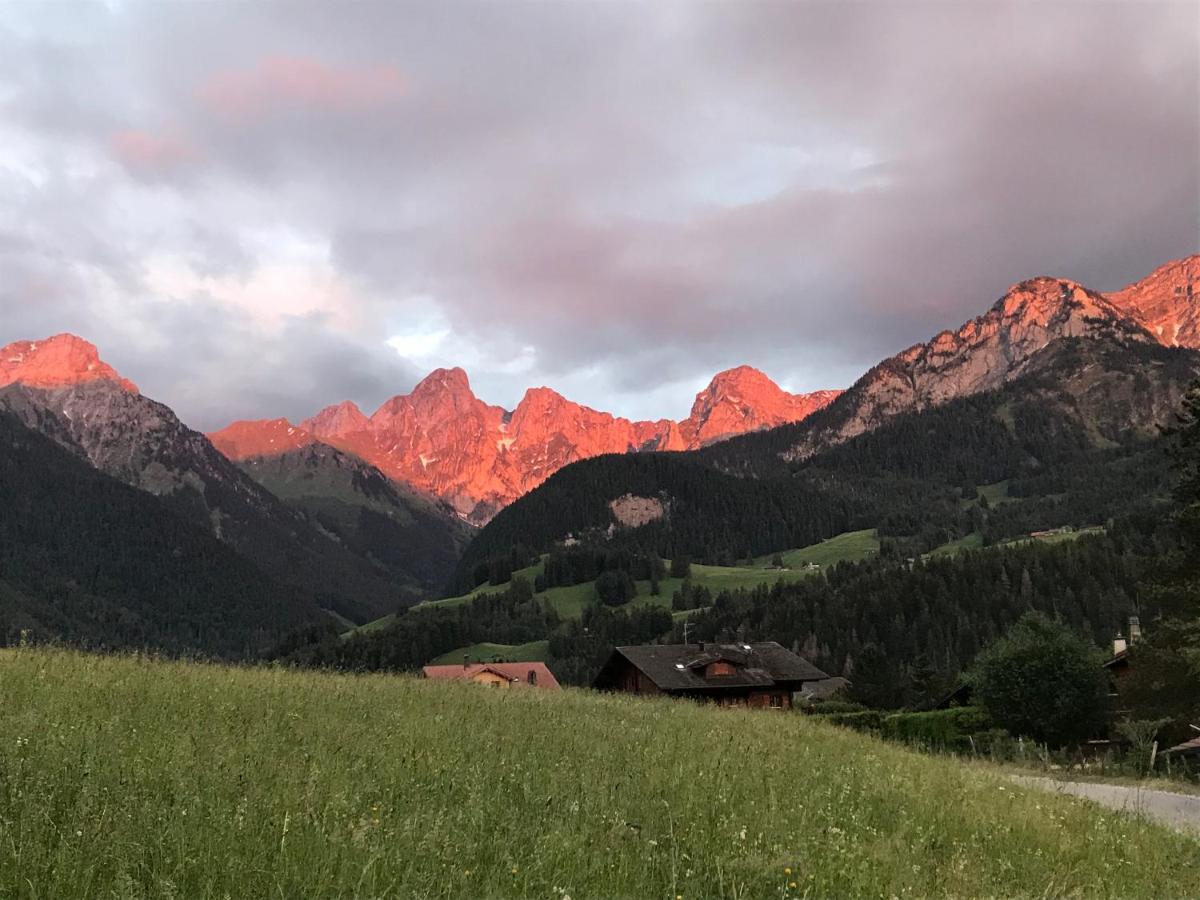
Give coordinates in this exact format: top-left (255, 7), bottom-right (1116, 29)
top-left (881, 707), bottom-right (993, 752)
top-left (969, 612), bottom-right (1109, 747)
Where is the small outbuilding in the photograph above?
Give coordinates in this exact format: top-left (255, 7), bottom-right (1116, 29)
top-left (422, 661), bottom-right (561, 690)
top-left (593, 641), bottom-right (830, 710)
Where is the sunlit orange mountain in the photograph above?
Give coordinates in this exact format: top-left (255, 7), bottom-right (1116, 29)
top-left (210, 367), bottom-right (842, 522)
top-left (0, 333), bottom-right (138, 394)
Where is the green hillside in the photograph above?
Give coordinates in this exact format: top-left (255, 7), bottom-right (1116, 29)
top-left (3, 647), bottom-right (1196, 898)
top-left (755, 528), bottom-right (880, 568)
top-left (357, 548), bottom-right (856, 638)
top-left (427, 640), bottom-right (549, 666)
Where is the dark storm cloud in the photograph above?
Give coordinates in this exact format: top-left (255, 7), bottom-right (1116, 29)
top-left (0, 1), bottom-right (1195, 425)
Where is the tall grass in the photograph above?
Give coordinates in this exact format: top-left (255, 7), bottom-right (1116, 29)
top-left (1, 647), bottom-right (1197, 898)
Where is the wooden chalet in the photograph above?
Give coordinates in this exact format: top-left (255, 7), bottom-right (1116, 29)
top-left (422, 661), bottom-right (561, 690)
top-left (593, 641), bottom-right (830, 709)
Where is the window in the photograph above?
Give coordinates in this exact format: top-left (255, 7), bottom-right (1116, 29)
top-left (769, 694), bottom-right (783, 709)
top-left (527, 670), bottom-right (537, 686)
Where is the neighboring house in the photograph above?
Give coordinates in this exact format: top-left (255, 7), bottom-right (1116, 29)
top-left (422, 661), bottom-right (561, 690)
top-left (593, 641), bottom-right (830, 709)
top-left (799, 675), bottom-right (851, 702)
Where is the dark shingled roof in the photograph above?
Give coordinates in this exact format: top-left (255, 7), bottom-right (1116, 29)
top-left (594, 642), bottom-right (829, 693)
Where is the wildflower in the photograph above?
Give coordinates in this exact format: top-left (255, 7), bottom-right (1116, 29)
top-left (512, 866), bottom-right (519, 875)
top-left (789, 882), bottom-right (798, 890)
top-left (784, 867), bottom-right (792, 876)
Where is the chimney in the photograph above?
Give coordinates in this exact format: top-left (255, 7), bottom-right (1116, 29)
top-left (463, 654), bottom-right (470, 670)
top-left (1113, 633), bottom-right (1127, 656)
top-left (699, 641), bottom-right (705, 652)
top-left (1129, 616), bottom-right (1142, 644)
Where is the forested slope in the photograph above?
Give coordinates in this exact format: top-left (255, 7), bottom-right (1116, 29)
top-left (0, 413), bottom-right (326, 656)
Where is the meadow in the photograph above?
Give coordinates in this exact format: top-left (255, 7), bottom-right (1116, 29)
top-left (2, 647), bottom-right (1198, 898)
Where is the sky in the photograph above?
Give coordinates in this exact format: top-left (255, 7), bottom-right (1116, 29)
top-left (1, 1), bottom-right (1197, 431)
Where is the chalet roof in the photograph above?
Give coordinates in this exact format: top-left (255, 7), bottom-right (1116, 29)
top-left (422, 661), bottom-right (561, 689)
top-left (595, 642), bottom-right (829, 693)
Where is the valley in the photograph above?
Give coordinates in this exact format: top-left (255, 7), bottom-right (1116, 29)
top-left (4, 4), bottom-right (1197, 895)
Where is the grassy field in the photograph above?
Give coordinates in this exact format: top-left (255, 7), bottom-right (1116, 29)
top-left (928, 526), bottom-right (1107, 558)
top-left (757, 528), bottom-right (880, 569)
top-left (2, 648), bottom-right (1198, 898)
top-left (427, 640), bottom-right (550, 666)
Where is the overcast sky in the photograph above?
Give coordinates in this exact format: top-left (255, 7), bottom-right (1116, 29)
top-left (1, 1), bottom-right (1197, 430)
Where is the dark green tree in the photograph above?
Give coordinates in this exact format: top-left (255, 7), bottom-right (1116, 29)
top-left (848, 644), bottom-right (904, 709)
top-left (969, 612), bottom-right (1108, 746)
top-left (1125, 382), bottom-right (1200, 740)
top-left (595, 569), bottom-right (636, 607)
top-left (670, 555), bottom-right (692, 579)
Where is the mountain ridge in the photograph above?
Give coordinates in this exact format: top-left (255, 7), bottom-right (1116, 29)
top-left (211, 365), bottom-right (842, 521)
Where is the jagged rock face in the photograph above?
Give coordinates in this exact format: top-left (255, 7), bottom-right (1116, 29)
top-left (213, 366), bottom-right (840, 522)
top-left (0, 333), bottom-right (138, 394)
top-left (1106, 254), bottom-right (1200, 348)
top-left (787, 277), bottom-right (1162, 459)
top-left (0, 379), bottom-right (251, 501)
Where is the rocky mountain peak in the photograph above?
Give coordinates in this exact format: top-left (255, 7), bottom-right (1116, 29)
top-left (684, 366), bottom-right (841, 445)
top-left (301, 400), bottom-right (369, 438)
top-left (1106, 254), bottom-right (1200, 347)
top-left (785, 268), bottom-right (1166, 461)
top-left (0, 333), bottom-right (138, 393)
top-left (211, 362), bottom-right (838, 521)
top-left (410, 366), bottom-right (474, 400)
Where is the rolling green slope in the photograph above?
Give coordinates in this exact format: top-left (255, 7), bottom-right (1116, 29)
top-left (3, 647), bottom-right (1197, 898)
top-left (755, 528), bottom-right (880, 568)
top-left (356, 547), bottom-right (866, 638)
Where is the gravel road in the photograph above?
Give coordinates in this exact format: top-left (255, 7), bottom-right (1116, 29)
top-left (1013, 775), bottom-right (1200, 834)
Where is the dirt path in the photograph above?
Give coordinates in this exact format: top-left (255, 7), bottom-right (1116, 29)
top-left (1012, 775), bottom-right (1200, 834)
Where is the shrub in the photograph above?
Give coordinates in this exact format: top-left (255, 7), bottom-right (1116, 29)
top-left (880, 707), bottom-right (993, 752)
top-left (969, 612), bottom-right (1109, 747)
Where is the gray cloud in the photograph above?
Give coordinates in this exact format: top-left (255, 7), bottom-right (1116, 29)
top-left (0, 0), bottom-right (1196, 430)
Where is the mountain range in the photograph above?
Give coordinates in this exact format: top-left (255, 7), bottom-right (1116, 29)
top-left (0, 252), bottom-right (1196, 656)
top-left (210, 365), bottom-right (842, 522)
top-left (456, 255), bottom-right (1200, 581)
